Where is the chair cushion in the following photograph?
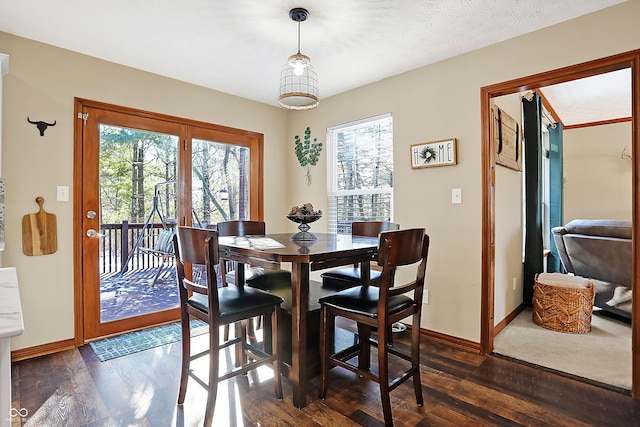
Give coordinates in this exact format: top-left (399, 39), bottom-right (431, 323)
top-left (155, 229), bottom-right (176, 254)
top-left (318, 286), bottom-right (413, 318)
top-left (246, 270), bottom-right (292, 291)
top-left (225, 267), bottom-right (265, 284)
top-left (320, 268), bottom-right (381, 289)
top-left (188, 286), bottom-right (284, 324)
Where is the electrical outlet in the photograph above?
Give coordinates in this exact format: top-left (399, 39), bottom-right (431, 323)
top-left (512, 277), bottom-right (517, 291)
top-left (423, 289), bottom-right (429, 304)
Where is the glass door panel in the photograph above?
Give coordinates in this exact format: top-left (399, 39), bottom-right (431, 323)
top-left (78, 99), bottom-right (263, 341)
top-left (99, 125), bottom-right (179, 323)
top-left (191, 138), bottom-right (250, 228)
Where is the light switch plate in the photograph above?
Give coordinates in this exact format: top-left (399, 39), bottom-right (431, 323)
top-left (452, 188), bottom-right (462, 204)
top-left (57, 186), bottom-right (69, 202)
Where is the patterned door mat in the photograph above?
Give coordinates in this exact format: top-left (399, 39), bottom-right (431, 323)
top-left (89, 319), bottom-right (208, 361)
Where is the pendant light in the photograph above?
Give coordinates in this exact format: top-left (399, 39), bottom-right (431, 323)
top-left (278, 8), bottom-right (319, 110)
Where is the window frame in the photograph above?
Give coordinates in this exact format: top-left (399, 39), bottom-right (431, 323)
top-left (326, 113), bottom-right (394, 234)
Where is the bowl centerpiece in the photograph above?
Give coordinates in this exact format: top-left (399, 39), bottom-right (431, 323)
top-left (287, 203), bottom-right (322, 241)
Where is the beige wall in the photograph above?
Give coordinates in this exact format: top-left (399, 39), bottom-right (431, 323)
top-left (2, 0), bottom-right (639, 350)
top-left (563, 121), bottom-right (632, 221)
top-left (285, 0), bottom-right (640, 341)
top-left (0, 32), bottom-right (289, 350)
top-left (493, 94), bottom-right (524, 326)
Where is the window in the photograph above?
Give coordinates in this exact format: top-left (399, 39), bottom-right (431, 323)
top-left (327, 114), bottom-right (394, 234)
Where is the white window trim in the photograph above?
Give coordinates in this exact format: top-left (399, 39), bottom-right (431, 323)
top-left (326, 113), bottom-right (393, 234)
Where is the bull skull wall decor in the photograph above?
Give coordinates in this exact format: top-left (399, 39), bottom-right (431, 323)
top-left (27, 117), bottom-right (56, 136)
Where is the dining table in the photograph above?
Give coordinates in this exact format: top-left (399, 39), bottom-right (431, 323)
top-left (217, 232), bottom-right (379, 408)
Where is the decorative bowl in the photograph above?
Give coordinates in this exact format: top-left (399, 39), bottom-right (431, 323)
top-left (286, 214), bottom-right (322, 224)
top-left (286, 214), bottom-right (322, 241)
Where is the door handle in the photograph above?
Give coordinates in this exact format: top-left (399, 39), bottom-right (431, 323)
top-left (86, 229), bottom-right (103, 238)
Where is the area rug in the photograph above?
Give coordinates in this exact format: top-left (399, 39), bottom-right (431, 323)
top-left (493, 308), bottom-right (631, 390)
top-left (90, 319), bottom-right (208, 361)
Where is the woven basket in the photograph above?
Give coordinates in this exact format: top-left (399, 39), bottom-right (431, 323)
top-left (532, 273), bottom-right (595, 334)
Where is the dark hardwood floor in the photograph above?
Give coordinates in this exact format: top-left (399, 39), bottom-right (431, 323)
top-left (11, 329), bottom-right (640, 426)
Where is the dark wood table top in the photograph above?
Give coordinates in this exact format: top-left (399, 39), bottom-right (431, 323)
top-left (218, 233), bottom-right (379, 270)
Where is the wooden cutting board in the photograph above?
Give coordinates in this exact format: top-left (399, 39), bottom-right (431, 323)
top-left (22, 196), bottom-right (58, 256)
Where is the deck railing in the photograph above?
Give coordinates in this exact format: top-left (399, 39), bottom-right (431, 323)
top-left (100, 221), bottom-right (176, 275)
top-left (99, 220), bottom-right (356, 276)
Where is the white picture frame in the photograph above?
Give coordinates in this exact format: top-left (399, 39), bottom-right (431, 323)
top-left (410, 138), bottom-right (457, 169)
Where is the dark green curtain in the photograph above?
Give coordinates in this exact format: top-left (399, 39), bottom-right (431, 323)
top-left (547, 123), bottom-right (564, 273)
top-left (522, 93), bottom-right (544, 306)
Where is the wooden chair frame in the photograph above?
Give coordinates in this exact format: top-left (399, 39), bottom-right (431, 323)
top-left (321, 221), bottom-right (400, 286)
top-left (173, 226), bottom-right (282, 426)
top-left (319, 229), bottom-right (430, 426)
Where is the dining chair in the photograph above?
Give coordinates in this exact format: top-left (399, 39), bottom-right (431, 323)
top-left (220, 221), bottom-right (291, 300)
top-left (320, 221), bottom-right (400, 290)
top-left (216, 220), bottom-right (267, 286)
top-left (217, 220), bottom-right (268, 340)
top-left (318, 228), bottom-right (430, 426)
top-left (173, 226), bottom-right (283, 427)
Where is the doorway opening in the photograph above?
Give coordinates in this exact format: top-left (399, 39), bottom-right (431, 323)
top-left (480, 50), bottom-right (640, 399)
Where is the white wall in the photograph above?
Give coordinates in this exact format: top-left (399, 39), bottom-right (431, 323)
top-left (563, 121), bottom-right (632, 221)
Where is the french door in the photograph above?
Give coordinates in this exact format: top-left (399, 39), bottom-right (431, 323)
top-left (75, 99), bottom-right (263, 341)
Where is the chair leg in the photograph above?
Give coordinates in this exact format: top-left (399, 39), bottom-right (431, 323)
top-left (263, 311), bottom-right (273, 355)
top-left (234, 322), bottom-right (245, 368)
top-left (220, 263), bottom-right (230, 341)
top-left (319, 305), bottom-right (332, 399)
top-left (411, 314), bottom-right (424, 406)
top-left (271, 309), bottom-right (283, 399)
top-left (203, 319), bottom-right (220, 427)
top-left (357, 323), bottom-right (371, 372)
top-left (377, 324), bottom-right (393, 426)
top-left (246, 316), bottom-right (258, 345)
top-left (177, 313), bottom-right (191, 405)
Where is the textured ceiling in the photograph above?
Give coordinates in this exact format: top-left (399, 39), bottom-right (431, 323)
top-left (540, 69), bottom-right (632, 126)
top-left (0, 0), bottom-right (627, 110)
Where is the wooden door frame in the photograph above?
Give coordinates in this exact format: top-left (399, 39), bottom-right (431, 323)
top-left (73, 98), bottom-right (264, 343)
top-left (480, 49), bottom-right (640, 399)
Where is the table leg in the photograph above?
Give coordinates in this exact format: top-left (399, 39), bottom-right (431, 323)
top-left (360, 260), bottom-right (371, 286)
top-left (235, 263), bottom-right (246, 367)
top-left (290, 262), bottom-right (310, 408)
top-left (358, 259), bottom-right (372, 368)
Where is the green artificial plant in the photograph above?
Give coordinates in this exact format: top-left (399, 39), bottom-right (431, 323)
top-left (294, 127), bottom-right (322, 185)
